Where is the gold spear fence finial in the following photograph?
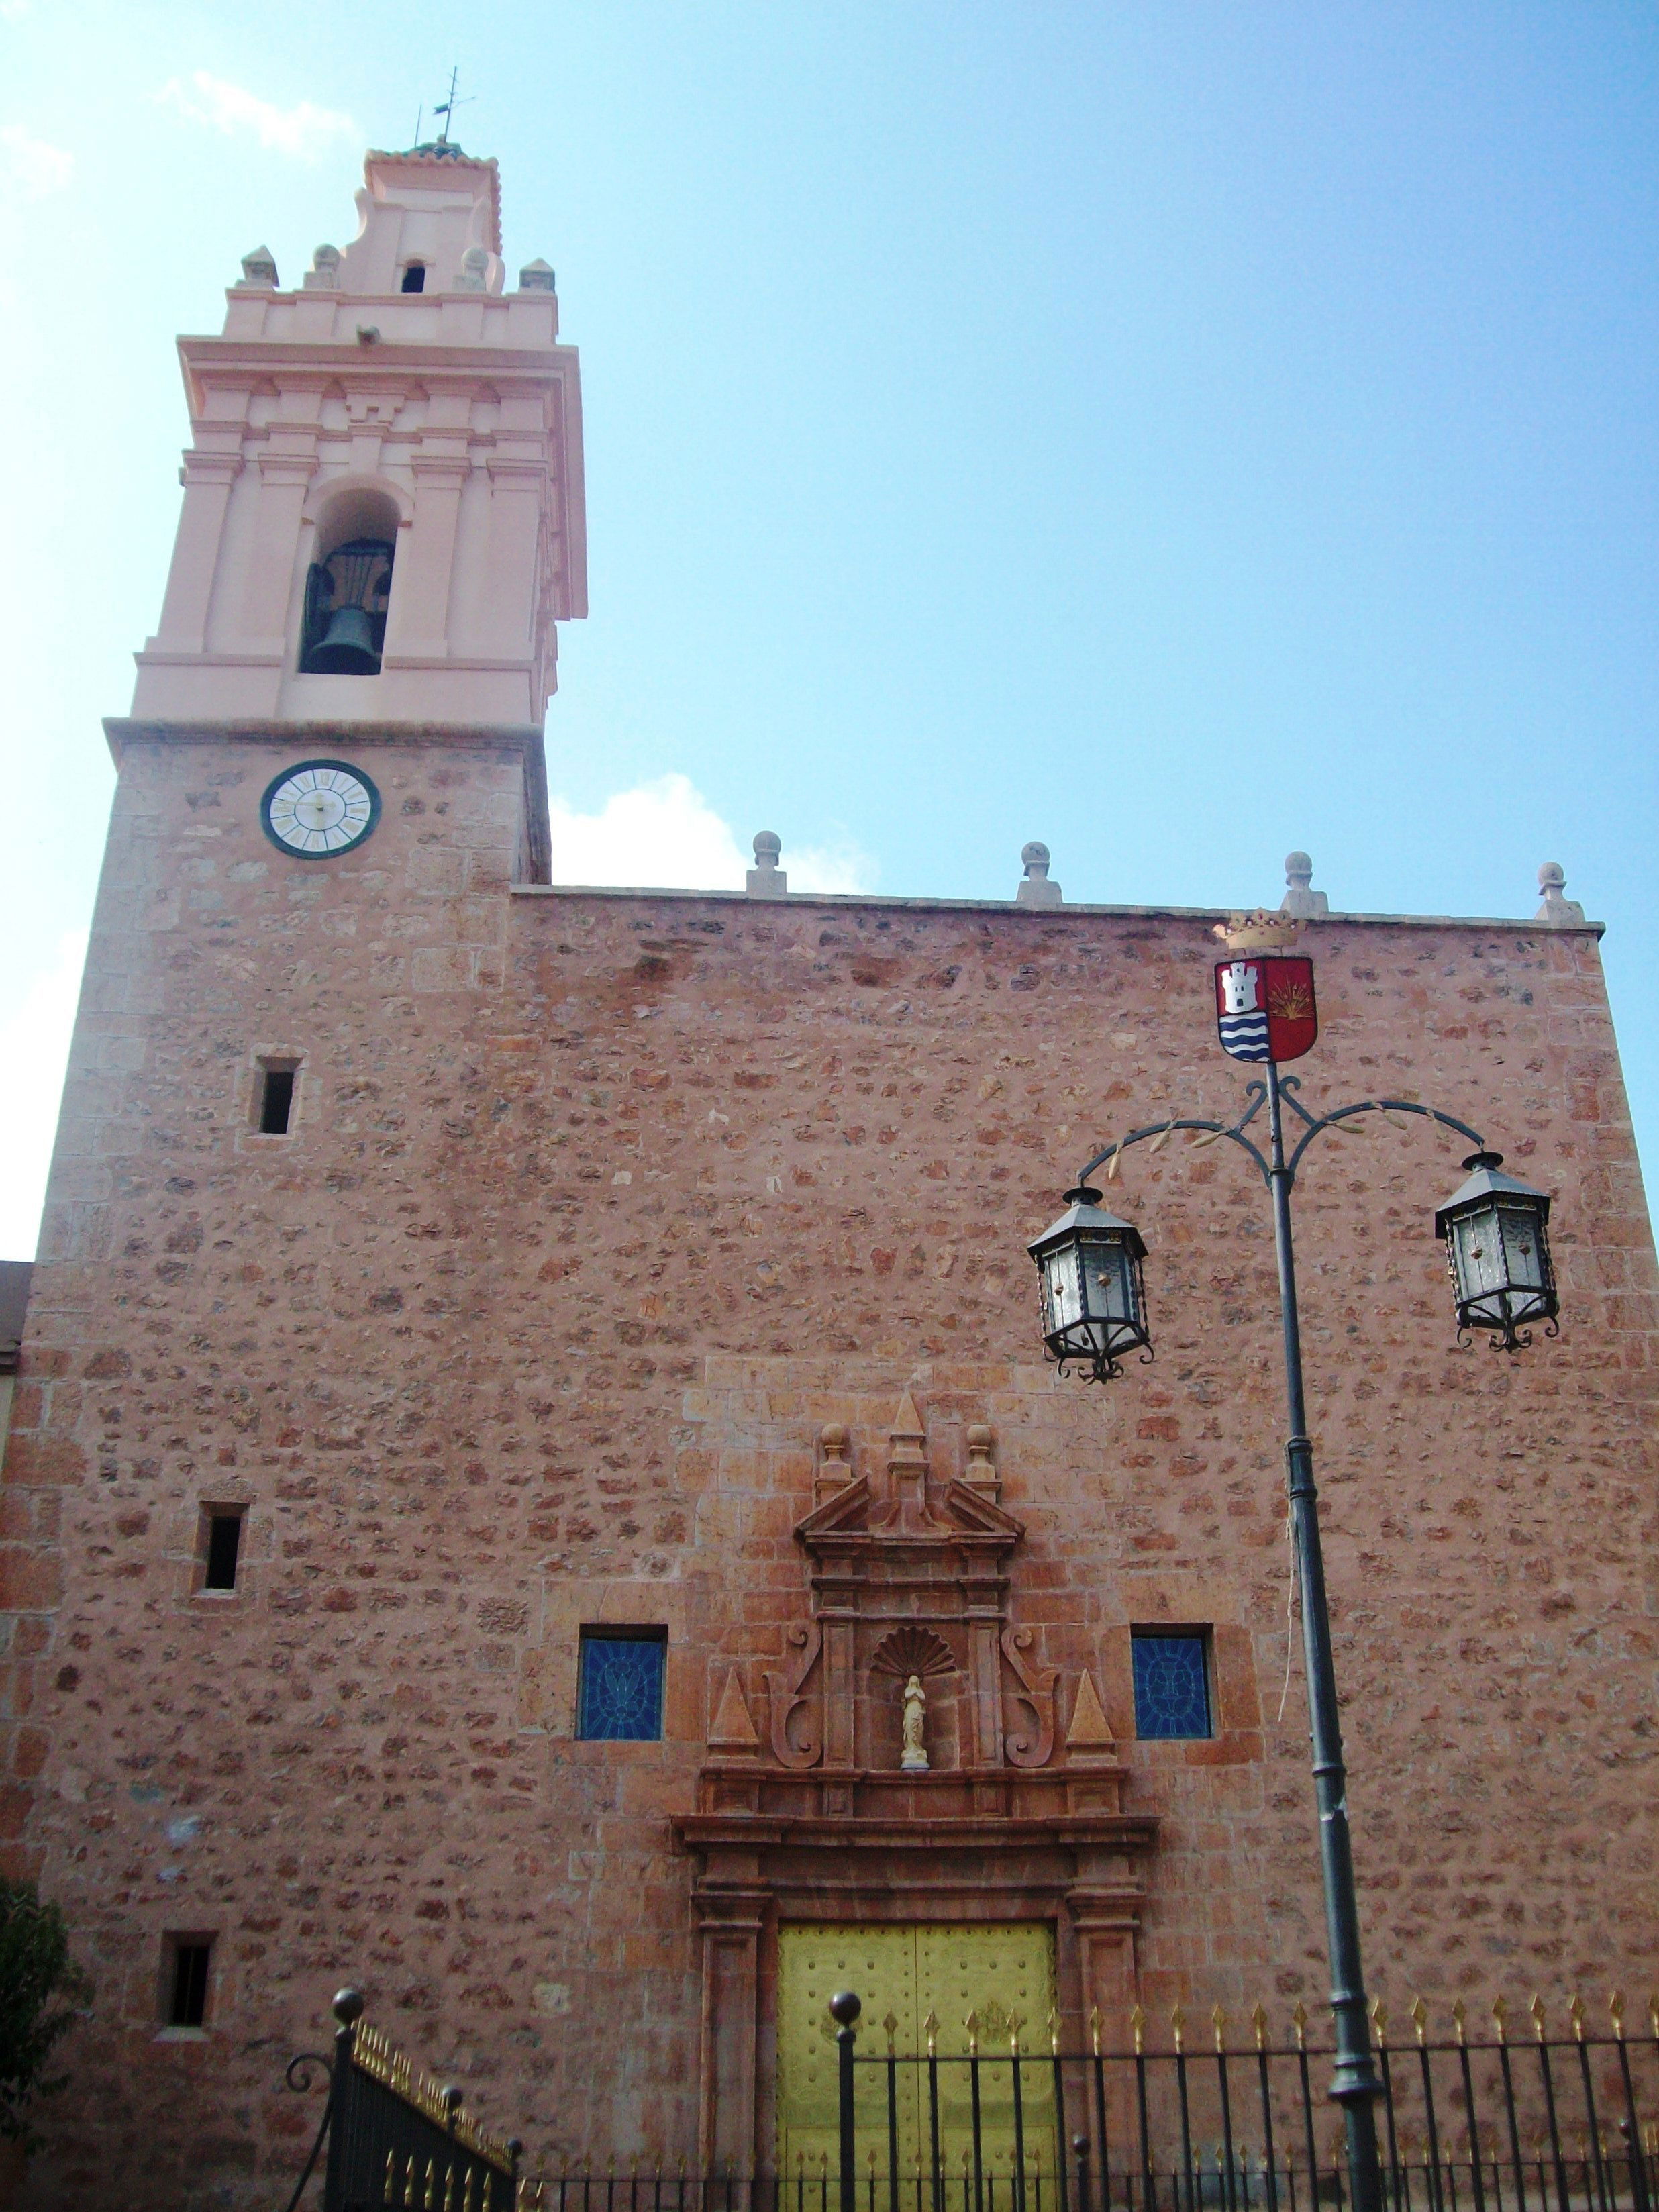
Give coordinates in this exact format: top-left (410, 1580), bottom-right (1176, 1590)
top-left (883, 2011), bottom-right (898, 2057)
top-left (1292, 2002), bottom-right (1308, 2052)
top-left (1648, 1995), bottom-right (1659, 2044)
top-left (1171, 2005), bottom-right (1186, 2055)
top-left (1452, 1999), bottom-right (1467, 2048)
top-left (1048, 2009), bottom-right (1061, 2058)
top-left (1371, 1999), bottom-right (1388, 2048)
top-left (1493, 1995), bottom-right (1509, 2045)
top-left (1570, 1995), bottom-right (1587, 2044)
top-left (965, 2010), bottom-right (981, 2058)
top-left (1130, 2004), bottom-right (1146, 2056)
top-left (1090, 2006), bottom-right (1103, 2058)
top-left (1410, 1997), bottom-right (1428, 2048)
top-left (1009, 2011), bottom-right (1025, 2058)
top-left (924, 2009), bottom-right (940, 2057)
top-left (1530, 1995), bottom-right (1547, 2043)
top-left (1611, 1991), bottom-right (1627, 2040)
top-left (1212, 2005), bottom-right (1227, 2054)
top-left (1252, 2003), bottom-right (1268, 2053)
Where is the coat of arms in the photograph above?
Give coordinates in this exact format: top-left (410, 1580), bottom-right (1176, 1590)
top-left (1213, 955), bottom-right (1318, 1064)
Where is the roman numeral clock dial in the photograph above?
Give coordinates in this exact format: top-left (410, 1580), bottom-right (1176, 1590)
top-left (260, 760), bottom-right (381, 858)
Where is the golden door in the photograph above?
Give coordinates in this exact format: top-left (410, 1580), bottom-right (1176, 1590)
top-left (775, 1924), bottom-right (1058, 2195)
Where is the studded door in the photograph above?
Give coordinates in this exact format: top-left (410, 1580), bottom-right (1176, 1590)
top-left (775, 1923), bottom-right (1058, 2191)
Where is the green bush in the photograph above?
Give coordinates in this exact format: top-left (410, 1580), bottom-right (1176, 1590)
top-left (0, 1880), bottom-right (92, 2146)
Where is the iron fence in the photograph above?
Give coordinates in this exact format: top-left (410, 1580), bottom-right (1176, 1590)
top-left (284, 1990), bottom-right (521, 2212)
top-left (530, 1997), bottom-right (1659, 2212)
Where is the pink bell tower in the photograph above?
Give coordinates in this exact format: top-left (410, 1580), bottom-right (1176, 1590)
top-left (132, 145), bottom-right (586, 734)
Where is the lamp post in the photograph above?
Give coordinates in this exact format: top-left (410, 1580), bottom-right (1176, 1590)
top-left (1029, 1025), bottom-right (1557, 2212)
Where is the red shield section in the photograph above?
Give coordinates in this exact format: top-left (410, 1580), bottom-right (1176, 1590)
top-left (1263, 956), bottom-right (1318, 1062)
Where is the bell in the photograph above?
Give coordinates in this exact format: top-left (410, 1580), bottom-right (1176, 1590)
top-left (302, 603), bottom-right (379, 676)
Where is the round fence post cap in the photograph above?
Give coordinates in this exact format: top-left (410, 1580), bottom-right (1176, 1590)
top-left (829, 1990), bottom-right (862, 2027)
top-left (332, 1987), bottom-right (365, 2026)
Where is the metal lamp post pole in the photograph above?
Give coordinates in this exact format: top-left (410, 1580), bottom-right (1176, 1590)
top-left (1265, 1061), bottom-right (1383, 2212)
top-left (1044, 1060), bottom-right (1542, 2206)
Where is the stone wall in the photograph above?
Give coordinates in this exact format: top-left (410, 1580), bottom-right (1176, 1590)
top-left (1, 725), bottom-right (1655, 2205)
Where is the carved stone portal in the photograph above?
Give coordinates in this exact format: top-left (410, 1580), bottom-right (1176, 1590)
top-left (674, 1396), bottom-right (1158, 2174)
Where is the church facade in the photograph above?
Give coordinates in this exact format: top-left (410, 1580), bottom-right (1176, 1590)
top-left (1, 148), bottom-right (1656, 2208)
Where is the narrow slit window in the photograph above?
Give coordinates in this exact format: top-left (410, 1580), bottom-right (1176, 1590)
top-left (168, 1940), bottom-right (212, 2027)
top-left (1130, 1629), bottom-right (1213, 1740)
top-left (257, 1064), bottom-right (296, 1134)
top-left (577, 1628), bottom-right (666, 1741)
top-left (401, 262), bottom-right (426, 293)
top-left (203, 1512), bottom-right (243, 1592)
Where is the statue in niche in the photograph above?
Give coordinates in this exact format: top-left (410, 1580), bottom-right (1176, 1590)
top-left (901, 1674), bottom-right (929, 1772)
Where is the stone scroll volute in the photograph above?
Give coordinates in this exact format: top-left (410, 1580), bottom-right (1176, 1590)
top-left (1000, 1624), bottom-right (1058, 1769)
top-left (763, 1621), bottom-right (823, 1769)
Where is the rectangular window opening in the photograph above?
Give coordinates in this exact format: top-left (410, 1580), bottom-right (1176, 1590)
top-left (167, 1938), bottom-right (212, 2028)
top-left (577, 1627), bottom-right (667, 1742)
top-left (203, 1510), bottom-right (244, 1592)
top-left (256, 1063), bottom-right (297, 1135)
top-left (1130, 1628), bottom-right (1213, 1741)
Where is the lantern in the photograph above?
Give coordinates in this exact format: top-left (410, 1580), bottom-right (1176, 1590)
top-left (1433, 1152), bottom-right (1557, 1352)
top-left (1027, 1185), bottom-right (1151, 1382)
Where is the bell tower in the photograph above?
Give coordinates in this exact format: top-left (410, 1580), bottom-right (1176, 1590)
top-left (132, 144), bottom-right (585, 735)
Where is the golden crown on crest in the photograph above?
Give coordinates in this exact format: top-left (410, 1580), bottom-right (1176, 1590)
top-left (1213, 909), bottom-right (1303, 954)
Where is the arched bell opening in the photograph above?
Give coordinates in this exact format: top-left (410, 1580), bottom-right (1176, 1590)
top-left (299, 489), bottom-right (400, 676)
top-left (400, 260), bottom-right (426, 293)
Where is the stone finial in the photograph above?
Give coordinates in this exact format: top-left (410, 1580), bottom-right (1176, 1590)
top-left (814, 1421), bottom-right (853, 1505)
top-left (519, 258), bottom-right (556, 292)
top-left (1016, 840), bottom-right (1063, 907)
top-left (455, 244), bottom-right (491, 293)
top-left (709, 1668), bottom-right (760, 1752)
top-left (1280, 851), bottom-right (1329, 919)
top-left (746, 831), bottom-right (787, 899)
top-left (237, 245), bottom-right (279, 289)
top-left (1066, 1670), bottom-right (1115, 1751)
top-left (963, 1423), bottom-right (999, 1497)
top-left (302, 244), bottom-right (341, 291)
top-left (1534, 862), bottom-right (1586, 927)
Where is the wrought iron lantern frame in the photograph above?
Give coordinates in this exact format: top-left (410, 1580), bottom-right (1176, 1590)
top-left (1027, 1185), bottom-right (1152, 1382)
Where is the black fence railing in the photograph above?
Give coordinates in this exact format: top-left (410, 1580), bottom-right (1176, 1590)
top-left (284, 1990), bottom-right (521, 2212)
top-left (529, 1999), bottom-right (1659, 2212)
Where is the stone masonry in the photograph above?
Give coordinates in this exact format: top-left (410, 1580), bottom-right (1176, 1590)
top-left (1, 707), bottom-right (1656, 2204)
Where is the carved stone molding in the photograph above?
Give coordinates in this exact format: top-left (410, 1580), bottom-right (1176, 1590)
top-left (674, 1394), bottom-right (1158, 2176)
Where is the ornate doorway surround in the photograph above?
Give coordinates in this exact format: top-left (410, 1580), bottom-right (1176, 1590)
top-left (673, 1398), bottom-right (1158, 2173)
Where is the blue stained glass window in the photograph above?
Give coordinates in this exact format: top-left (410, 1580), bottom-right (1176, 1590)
top-left (1131, 1632), bottom-right (1213, 1740)
top-left (578, 1632), bottom-right (666, 1741)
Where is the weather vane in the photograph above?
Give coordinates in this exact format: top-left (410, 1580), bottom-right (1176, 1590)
top-left (432, 65), bottom-right (475, 147)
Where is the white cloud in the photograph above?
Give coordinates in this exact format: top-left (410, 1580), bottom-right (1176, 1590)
top-left (157, 72), bottom-right (357, 162)
top-left (0, 930), bottom-right (86, 1261)
top-left (548, 773), bottom-right (876, 896)
top-left (0, 124), bottom-right (74, 205)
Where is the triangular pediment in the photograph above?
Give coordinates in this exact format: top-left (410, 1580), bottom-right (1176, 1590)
top-left (795, 1473), bottom-right (874, 1538)
top-left (941, 1477), bottom-right (1026, 1542)
top-left (793, 1472), bottom-right (1025, 1550)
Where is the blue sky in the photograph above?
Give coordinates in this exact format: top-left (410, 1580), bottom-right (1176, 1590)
top-left (0, 1), bottom-right (1654, 1255)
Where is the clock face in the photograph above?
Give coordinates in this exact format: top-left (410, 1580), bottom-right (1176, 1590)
top-left (260, 760), bottom-right (381, 858)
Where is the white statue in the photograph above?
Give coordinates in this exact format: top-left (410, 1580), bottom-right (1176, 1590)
top-left (901, 1674), bottom-right (929, 1772)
